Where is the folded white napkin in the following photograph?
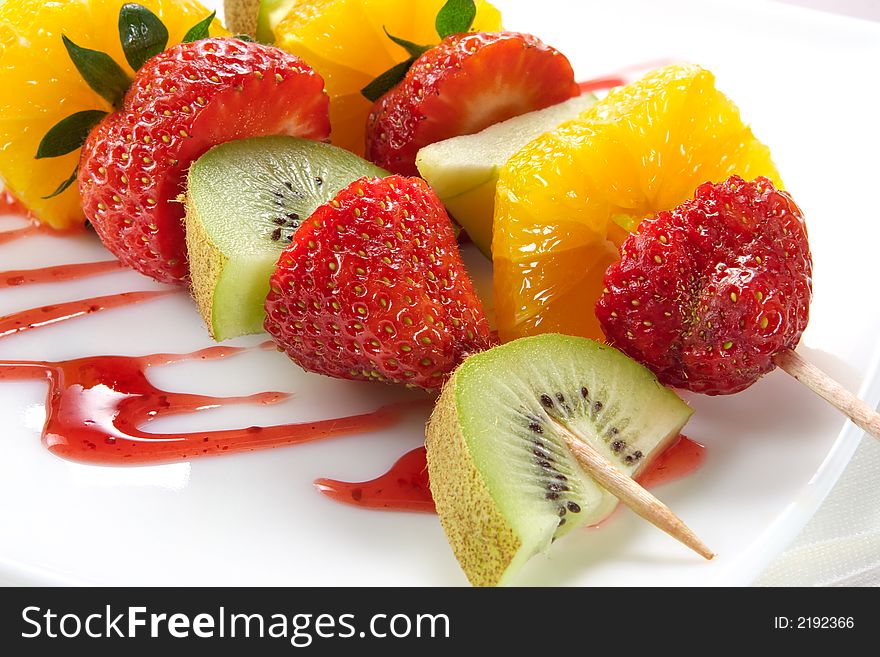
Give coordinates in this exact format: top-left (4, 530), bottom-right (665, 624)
top-left (758, 433), bottom-right (880, 586)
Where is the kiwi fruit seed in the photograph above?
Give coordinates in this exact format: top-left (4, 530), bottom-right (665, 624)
top-left (185, 136), bottom-right (386, 341)
top-left (425, 333), bottom-right (693, 586)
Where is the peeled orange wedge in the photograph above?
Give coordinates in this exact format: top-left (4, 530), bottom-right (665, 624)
top-left (492, 64), bottom-right (782, 343)
top-left (0, 0), bottom-right (224, 228)
top-left (273, 0), bottom-right (502, 155)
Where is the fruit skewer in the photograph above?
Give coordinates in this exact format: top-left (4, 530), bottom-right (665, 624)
top-left (186, 136), bottom-right (715, 560)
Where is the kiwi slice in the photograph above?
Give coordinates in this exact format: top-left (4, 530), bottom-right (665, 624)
top-left (425, 334), bottom-right (693, 586)
top-left (185, 136), bottom-right (386, 341)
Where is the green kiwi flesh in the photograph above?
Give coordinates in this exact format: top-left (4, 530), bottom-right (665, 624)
top-left (185, 136), bottom-right (386, 341)
top-left (425, 334), bottom-right (693, 587)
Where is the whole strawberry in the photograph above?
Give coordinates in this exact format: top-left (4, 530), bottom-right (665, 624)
top-left (596, 176), bottom-right (812, 395)
top-left (264, 175), bottom-right (492, 390)
top-left (79, 37), bottom-right (330, 284)
top-left (365, 31), bottom-right (578, 176)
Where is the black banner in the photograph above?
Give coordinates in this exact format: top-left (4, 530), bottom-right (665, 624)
top-left (0, 587), bottom-right (871, 653)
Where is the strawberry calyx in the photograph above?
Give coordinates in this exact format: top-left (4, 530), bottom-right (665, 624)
top-left (34, 3), bottom-right (219, 199)
top-left (118, 2), bottom-right (170, 71)
top-left (361, 0), bottom-right (479, 102)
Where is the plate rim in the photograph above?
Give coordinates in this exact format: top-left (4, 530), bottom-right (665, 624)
top-left (719, 341), bottom-right (880, 585)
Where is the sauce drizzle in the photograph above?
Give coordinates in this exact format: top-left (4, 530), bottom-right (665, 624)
top-left (578, 76), bottom-right (627, 94)
top-left (576, 58), bottom-right (681, 95)
top-left (637, 434), bottom-right (706, 489)
top-left (0, 345), bottom-right (412, 465)
top-left (0, 290), bottom-right (174, 339)
top-left (0, 223), bottom-right (49, 246)
top-left (1, 260), bottom-right (124, 288)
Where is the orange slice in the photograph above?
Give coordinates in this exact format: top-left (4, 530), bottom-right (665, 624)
top-left (493, 64), bottom-right (781, 342)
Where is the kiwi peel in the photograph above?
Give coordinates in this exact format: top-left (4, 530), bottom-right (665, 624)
top-left (426, 334), bottom-right (693, 586)
top-left (223, 0), bottom-right (261, 36)
top-left (185, 136), bottom-right (386, 341)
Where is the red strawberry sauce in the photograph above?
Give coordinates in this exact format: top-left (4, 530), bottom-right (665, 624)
top-left (314, 436), bottom-right (706, 514)
top-left (577, 76), bottom-right (627, 94)
top-left (315, 447), bottom-right (436, 513)
top-left (1, 260), bottom-right (123, 288)
top-left (0, 222), bottom-right (51, 246)
top-left (0, 213), bottom-right (704, 512)
top-left (0, 290), bottom-right (173, 339)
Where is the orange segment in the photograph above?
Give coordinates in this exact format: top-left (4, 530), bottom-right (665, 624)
top-left (0, 0), bottom-right (225, 229)
top-left (274, 0), bottom-right (502, 155)
top-left (493, 64), bottom-right (781, 343)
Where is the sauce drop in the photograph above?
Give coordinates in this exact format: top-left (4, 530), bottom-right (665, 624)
top-left (637, 434), bottom-right (707, 489)
top-left (315, 436), bottom-right (706, 512)
top-left (315, 447), bottom-right (435, 513)
top-left (314, 436), bottom-right (706, 513)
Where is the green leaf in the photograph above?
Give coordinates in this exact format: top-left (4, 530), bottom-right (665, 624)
top-left (35, 110), bottom-right (108, 160)
top-left (182, 11), bottom-right (216, 43)
top-left (118, 3), bottom-right (169, 71)
top-left (382, 26), bottom-right (431, 59)
top-left (361, 58), bottom-right (416, 102)
top-left (234, 34), bottom-right (255, 42)
top-left (62, 35), bottom-right (132, 108)
top-left (436, 0), bottom-right (477, 39)
top-left (42, 166), bottom-right (79, 200)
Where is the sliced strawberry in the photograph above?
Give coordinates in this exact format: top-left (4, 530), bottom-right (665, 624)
top-left (264, 175), bottom-right (492, 390)
top-left (366, 32), bottom-right (579, 176)
top-left (79, 38), bottom-right (330, 284)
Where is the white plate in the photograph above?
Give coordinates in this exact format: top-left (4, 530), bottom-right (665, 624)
top-left (1, 0), bottom-right (879, 586)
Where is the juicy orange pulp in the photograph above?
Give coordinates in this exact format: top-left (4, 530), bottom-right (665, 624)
top-left (493, 64), bottom-right (782, 343)
top-left (0, 0), bottom-right (225, 228)
top-left (274, 0), bottom-right (502, 156)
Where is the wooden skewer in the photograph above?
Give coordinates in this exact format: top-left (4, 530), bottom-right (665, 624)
top-left (553, 420), bottom-right (714, 561)
top-left (548, 346), bottom-right (878, 561)
top-left (773, 348), bottom-right (880, 441)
